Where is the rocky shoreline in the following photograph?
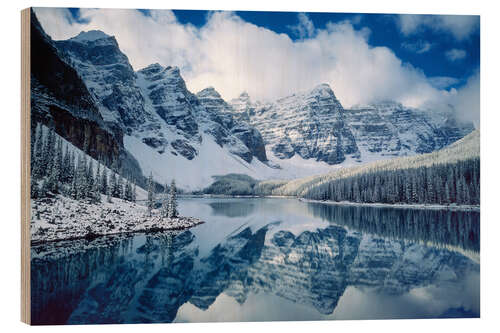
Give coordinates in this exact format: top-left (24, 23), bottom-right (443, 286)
top-left (30, 195), bottom-right (204, 245)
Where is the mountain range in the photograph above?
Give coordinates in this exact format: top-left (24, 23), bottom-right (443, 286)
top-left (30, 11), bottom-right (475, 190)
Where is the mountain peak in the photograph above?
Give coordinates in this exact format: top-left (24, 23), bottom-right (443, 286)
top-left (70, 30), bottom-right (112, 43)
top-left (309, 83), bottom-right (334, 96)
top-left (164, 65), bottom-right (180, 76)
top-left (196, 87), bottom-right (222, 99)
top-left (137, 63), bottom-right (164, 75)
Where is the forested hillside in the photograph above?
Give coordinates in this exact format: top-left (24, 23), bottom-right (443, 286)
top-left (303, 158), bottom-right (479, 205)
top-left (258, 130), bottom-right (479, 199)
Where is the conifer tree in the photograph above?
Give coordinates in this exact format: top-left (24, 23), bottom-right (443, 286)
top-left (147, 172), bottom-right (155, 217)
top-left (32, 123), bottom-right (44, 179)
top-left (106, 186), bottom-right (112, 203)
top-left (100, 168), bottom-right (108, 195)
top-left (161, 182), bottom-right (169, 218)
top-left (167, 179), bottom-right (178, 218)
top-left (30, 179), bottom-right (38, 199)
top-left (110, 172), bottom-right (118, 198)
top-left (117, 175), bottom-right (123, 199)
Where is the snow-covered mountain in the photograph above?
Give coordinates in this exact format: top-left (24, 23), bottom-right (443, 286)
top-left (230, 89), bottom-right (474, 166)
top-left (230, 84), bottom-right (360, 165)
top-left (32, 10), bottom-right (475, 190)
top-left (344, 101), bottom-right (474, 162)
top-left (49, 28), bottom-right (275, 190)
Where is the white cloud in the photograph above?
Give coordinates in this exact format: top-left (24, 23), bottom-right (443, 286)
top-left (428, 76), bottom-right (460, 89)
top-left (33, 7), bottom-right (476, 120)
top-left (398, 14), bottom-right (479, 41)
top-left (451, 72), bottom-right (480, 127)
top-left (401, 40), bottom-right (433, 54)
top-left (446, 48), bottom-right (467, 61)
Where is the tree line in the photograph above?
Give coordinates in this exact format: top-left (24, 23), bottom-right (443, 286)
top-left (30, 124), bottom-right (137, 203)
top-left (302, 157), bottom-right (480, 205)
top-left (146, 173), bottom-right (178, 218)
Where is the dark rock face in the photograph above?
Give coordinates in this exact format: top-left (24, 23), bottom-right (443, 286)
top-left (29, 10), bottom-right (123, 167)
top-left (196, 87), bottom-right (268, 162)
top-left (170, 139), bottom-right (197, 160)
top-left (231, 84), bottom-right (360, 164)
top-left (137, 64), bottom-right (200, 138)
top-left (55, 31), bottom-right (147, 129)
top-left (30, 12), bottom-right (99, 120)
top-left (231, 125), bottom-right (268, 162)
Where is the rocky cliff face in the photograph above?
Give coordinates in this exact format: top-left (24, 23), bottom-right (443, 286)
top-left (345, 101), bottom-right (475, 160)
top-left (30, 11), bottom-right (123, 167)
top-left (196, 87), bottom-right (267, 162)
top-left (231, 84), bottom-right (360, 164)
top-left (55, 31), bottom-right (147, 130)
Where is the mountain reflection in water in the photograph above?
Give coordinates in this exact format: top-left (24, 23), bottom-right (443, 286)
top-left (31, 198), bottom-right (479, 325)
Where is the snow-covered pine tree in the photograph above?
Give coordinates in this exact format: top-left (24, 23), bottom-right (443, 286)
top-left (106, 186), bottom-right (112, 203)
top-left (48, 137), bottom-right (63, 193)
top-left (95, 162), bottom-right (101, 194)
top-left (76, 154), bottom-right (87, 200)
top-left (167, 179), bottom-right (178, 218)
top-left (39, 179), bottom-right (49, 198)
top-left (132, 182), bottom-right (137, 202)
top-left (100, 168), bottom-right (108, 195)
top-left (110, 172), bottom-right (118, 198)
top-left (68, 150), bottom-right (75, 183)
top-left (32, 123), bottom-right (44, 179)
top-left (91, 169), bottom-right (101, 203)
top-left (55, 138), bottom-right (63, 176)
top-left (116, 175), bottom-right (123, 199)
top-left (61, 144), bottom-right (71, 183)
top-left (147, 172), bottom-right (155, 217)
top-left (161, 183), bottom-right (169, 218)
top-left (124, 179), bottom-right (133, 201)
top-left (70, 173), bottom-right (78, 199)
top-left (43, 127), bottom-right (56, 175)
top-left (30, 179), bottom-right (38, 199)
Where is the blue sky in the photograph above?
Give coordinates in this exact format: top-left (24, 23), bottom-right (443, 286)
top-left (36, 7), bottom-right (480, 124)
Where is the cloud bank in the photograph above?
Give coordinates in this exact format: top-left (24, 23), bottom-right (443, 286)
top-left (34, 8), bottom-right (478, 124)
top-left (397, 14), bottom-right (479, 41)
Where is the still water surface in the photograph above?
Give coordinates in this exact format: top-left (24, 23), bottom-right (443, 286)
top-left (31, 198), bottom-right (480, 324)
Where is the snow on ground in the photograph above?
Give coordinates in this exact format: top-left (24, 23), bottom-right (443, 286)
top-left (125, 134), bottom-right (269, 191)
top-left (124, 134), bottom-right (350, 191)
top-left (30, 194), bottom-right (203, 244)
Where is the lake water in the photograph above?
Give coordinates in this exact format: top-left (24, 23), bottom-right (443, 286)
top-left (30, 197), bottom-right (480, 325)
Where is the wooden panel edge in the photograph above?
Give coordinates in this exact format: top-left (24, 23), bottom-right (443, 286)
top-left (20, 7), bottom-right (31, 325)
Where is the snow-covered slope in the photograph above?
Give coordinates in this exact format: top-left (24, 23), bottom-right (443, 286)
top-left (53, 30), bottom-right (280, 190)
